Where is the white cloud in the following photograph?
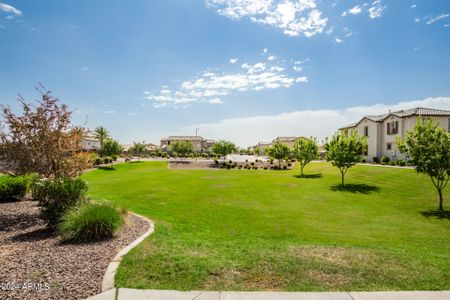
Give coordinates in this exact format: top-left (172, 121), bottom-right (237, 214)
top-left (368, 0), bottom-right (386, 19)
top-left (267, 55), bottom-right (275, 61)
top-left (411, 4), bottom-right (417, 9)
top-left (335, 37), bottom-right (343, 43)
top-left (104, 110), bottom-right (117, 114)
top-left (425, 14), bottom-right (450, 25)
top-left (208, 98), bottom-right (224, 104)
top-left (0, 2), bottom-right (22, 16)
top-left (263, 48), bottom-right (268, 53)
top-left (295, 76), bottom-right (308, 83)
top-left (177, 96), bottom-right (450, 147)
top-left (144, 55), bottom-right (308, 108)
top-left (127, 112), bottom-right (138, 116)
top-left (230, 58), bottom-right (239, 64)
top-left (341, 5), bottom-right (362, 17)
top-left (444, 24), bottom-right (450, 28)
top-left (206, 0), bottom-right (327, 37)
top-left (82, 66), bottom-right (89, 71)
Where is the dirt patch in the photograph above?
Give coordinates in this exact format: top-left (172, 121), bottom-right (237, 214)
top-left (288, 245), bottom-right (376, 267)
top-left (0, 201), bottom-right (150, 300)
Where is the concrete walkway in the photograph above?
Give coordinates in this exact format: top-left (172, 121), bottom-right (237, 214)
top-left (88, 289), bottom-right (450, 300)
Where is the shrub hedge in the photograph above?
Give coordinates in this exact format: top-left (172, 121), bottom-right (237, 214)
top-left (0, 175), bottom-right (35, 202)
top-left (32, 177), bottom-right (88, 227)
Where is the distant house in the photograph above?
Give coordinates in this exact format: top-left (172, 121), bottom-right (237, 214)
top-left (146, 143), bottom-right (160, 151)
top-left (160, 136), bottom-right (215, 152)
top-left (339, 107), bottom-right (450, 162)
top-left (254, 142), bottom-right (272, 154)
top-left (272, 137), bottom-right (300, 149)
top-left (81, 132), bottom-right (100, 152)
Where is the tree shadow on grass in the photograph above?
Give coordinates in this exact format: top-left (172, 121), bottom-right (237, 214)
top-left (420, 209), bottom-right (450, 221)
top-left (294, 173), bottom-right (322, 179)
top-left (330, 183), bottom-right (380, 194)
top-left (97, 166), bottom-right (116, 171)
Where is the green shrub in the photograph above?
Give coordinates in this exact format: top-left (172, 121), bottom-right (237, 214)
top-left (373, 157), bottom-right (380, 164)
top-left (397, 160), bottom-right (406, 166)
top-left (111, 154), bottom-right (118, 161)
top-left (214, 159), bottom-right (219, 165)
top-left (250, 162), bottom-right (255, 166)
top-left (283, 165), bottom-right (287, 170)
top-left (94, 157), bottom-right (103, 165)
top-left (381, 156), bottom-right (390, 163)
top-left (32, 177), bottom-right (88, 227)
top-left (226, 164), bottom-right (231, 169)
top-left (59, 203), bottom-right (124, 242)
top-left (361, 158), bottom-right (366, 163)
top-left (0, 175), bottom-right (34, 202)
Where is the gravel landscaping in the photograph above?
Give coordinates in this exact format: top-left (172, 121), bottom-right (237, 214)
top-left (0, 200), bottom-right (150, 300)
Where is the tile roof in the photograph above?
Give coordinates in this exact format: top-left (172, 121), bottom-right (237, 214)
top-left (340, 107), bottom-right (450, 129)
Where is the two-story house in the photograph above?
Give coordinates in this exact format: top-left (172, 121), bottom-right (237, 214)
top-left (339, 107), bottom-right (450, 162)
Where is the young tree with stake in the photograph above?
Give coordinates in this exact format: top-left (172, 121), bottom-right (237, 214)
top-left (398, 118), bottom-right (450, 211)
top-left (293, 137), bottom-right (319, 177)
top-left (325, 131), bottom-right (367, 185)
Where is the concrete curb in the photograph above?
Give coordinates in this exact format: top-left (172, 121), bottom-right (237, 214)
top-left (100, 212), bottom-right (155, 293)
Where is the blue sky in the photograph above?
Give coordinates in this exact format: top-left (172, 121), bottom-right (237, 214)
top-left (1, 0), bottom-right (450, 146)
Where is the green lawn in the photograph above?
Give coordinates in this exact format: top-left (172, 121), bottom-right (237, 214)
top-left (82, 161), bottom-right (450, 291)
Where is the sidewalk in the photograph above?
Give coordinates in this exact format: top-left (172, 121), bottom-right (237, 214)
top-left (88, 289), bottom-right (450, 300)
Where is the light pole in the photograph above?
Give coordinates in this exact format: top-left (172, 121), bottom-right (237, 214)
top-left (195, 128), bottom-right (199, 161)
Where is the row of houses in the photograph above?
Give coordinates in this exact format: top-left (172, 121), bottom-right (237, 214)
top-left (339, 107), bottom-right (450, 162)
top-left (81, 107), bottom-right (450, 161)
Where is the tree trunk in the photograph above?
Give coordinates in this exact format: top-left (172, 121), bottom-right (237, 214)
top-left (300, 165), bottom-right (304, 177)
top-left (438, 189), bottom-right (444, 210)
top-left (341, 171), bottom-right (345, 186)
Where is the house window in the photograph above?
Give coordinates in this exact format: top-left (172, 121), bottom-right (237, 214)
top-left (386, 143), bottom-right (392, 150)
top-left (387, 121), bottom-right (399, 135)
top-left (364, 126), bottom-right (369, 137)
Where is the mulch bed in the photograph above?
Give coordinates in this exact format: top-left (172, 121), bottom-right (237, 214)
top-left (0, 200), bottom-right (150, 300)
top-left (168, 160), bottom-right (293, 170)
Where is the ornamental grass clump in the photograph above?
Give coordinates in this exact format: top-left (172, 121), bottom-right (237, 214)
top-left (59, 203), bottom-right (125, 242)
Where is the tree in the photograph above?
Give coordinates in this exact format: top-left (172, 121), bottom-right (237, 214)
top-left (211, 140), bottom-right (236, 161)
top-left (266, 141), bottom-right (290, 168)
top-left (0, 89), bottom-right (90, 178)
top-left (398, 118), bottom-right (450, 210)
top-left (94, 126), bottom-right (109, 153)
top-left (293, 137), bottom-right (319, 176)
top-left (170, 141), bottom-right (193, 162)
top-left (131, 141), bottom-right (146, 161)
top-left (100, 138), bottom-right (123, 165)
top-left (325, 131), bottom-right (367, 185)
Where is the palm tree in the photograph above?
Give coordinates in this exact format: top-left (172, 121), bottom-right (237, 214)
top-left (94, 126), bottom-right (109, 149)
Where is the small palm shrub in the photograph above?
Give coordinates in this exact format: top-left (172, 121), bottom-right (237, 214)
top-left (32, 177), bottom-right (88, 227)
top-left (373, 157), bottom-right (380, 164)
top-left (59, 203), bottom-right (124, 242)
top-left (0, 175), bottom-right (34, 202)
top-left (111, 154), bottom-right (118, 161)
top-left (381, 156), bottom-right (390, 163)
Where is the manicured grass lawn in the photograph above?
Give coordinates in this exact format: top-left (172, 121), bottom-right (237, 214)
top-left (82, 161), bottom-right (450, 291)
